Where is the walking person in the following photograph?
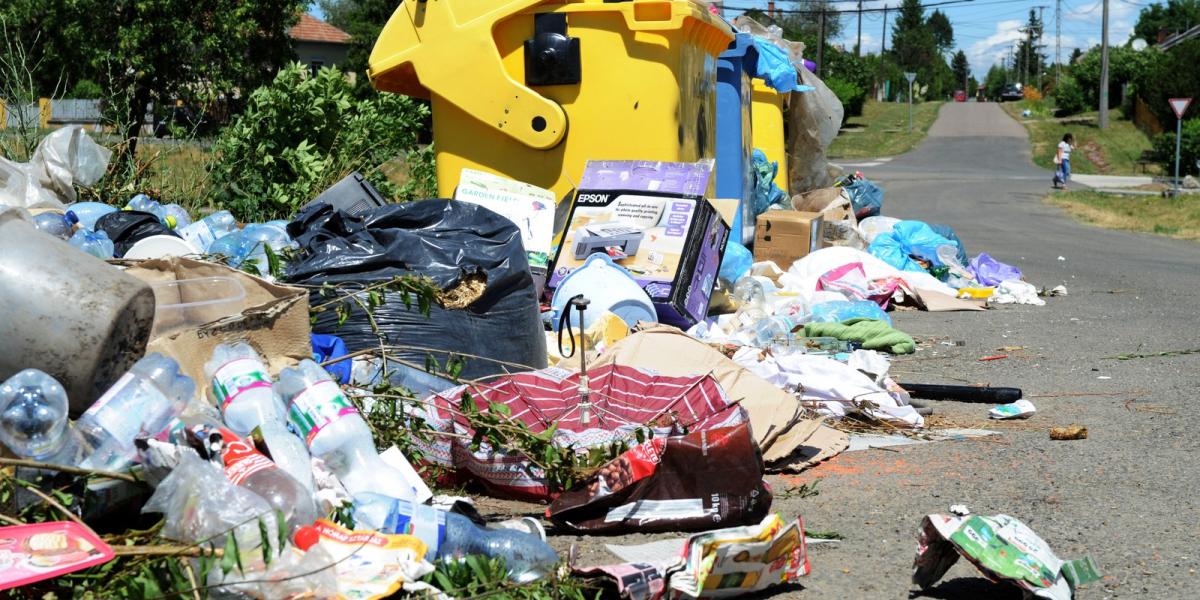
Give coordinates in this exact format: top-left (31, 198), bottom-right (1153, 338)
top-left (1053, 133), bottom-right (1074, 190)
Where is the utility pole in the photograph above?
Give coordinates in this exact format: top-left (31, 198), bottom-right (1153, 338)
top-left (1023, 25), bottom-right (1031, 86)
top-left (881, 5), bottom-right (888, 55)
top-left (1038, 5), bottom-right (1046, 90)
top-left (1056, 0), bottom-right (1062, 88)
top-left (1099, 0), bottom-right (1110, 129)
top-left (817, 9), bottom-right (826, 77)
top-left (857, 0), bottom-right (864, 57)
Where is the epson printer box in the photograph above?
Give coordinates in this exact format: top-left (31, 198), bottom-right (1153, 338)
top-left (547, 160), bottom-right (728, 328)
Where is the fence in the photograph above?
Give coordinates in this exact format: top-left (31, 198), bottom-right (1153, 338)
top-left (1, 98), bottom-right (104, 130)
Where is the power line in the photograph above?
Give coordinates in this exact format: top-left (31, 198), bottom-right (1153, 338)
top-left (723, 0), bottom-right (1030, 16)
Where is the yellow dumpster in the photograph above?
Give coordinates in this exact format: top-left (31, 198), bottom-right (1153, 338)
top-left (368, 0), bottom-right (734, 204)
top-left (751, 80), bottom-right (789, 195)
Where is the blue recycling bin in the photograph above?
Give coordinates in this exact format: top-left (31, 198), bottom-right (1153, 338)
top-left (715, 32), bottom-right (757, 245)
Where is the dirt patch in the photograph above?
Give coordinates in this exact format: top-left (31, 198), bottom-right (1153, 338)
top-left (1082, 140), bottom-right (1110, 173)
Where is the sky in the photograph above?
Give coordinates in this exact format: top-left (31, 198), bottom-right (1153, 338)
top-left (719, 0), bottom-right (1149, 77)
top-left (308, 0), bottom-right (1150, 79)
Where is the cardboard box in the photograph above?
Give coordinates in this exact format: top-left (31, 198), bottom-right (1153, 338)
top-left (121, 257), bottom-right (312, 386)
top-left (753, 210), bottom-right (823, 268)
top-left (547, 161), bottom-right (729, 328)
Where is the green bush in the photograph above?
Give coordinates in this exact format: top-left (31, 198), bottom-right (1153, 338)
top-left (1053, 75), bottom-right (1089, 116)
top-left (67, 79), bottom-right (103, 99)
top-left (208, 63), bottom-right (432, 221)
top-left (1153, 118), bottom-right (1200, 177)
top-left (825, 77), bottom-right (866, 120)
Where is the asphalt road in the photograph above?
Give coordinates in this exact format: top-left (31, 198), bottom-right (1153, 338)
top-left (486, 102), bottom-right (1200, 599)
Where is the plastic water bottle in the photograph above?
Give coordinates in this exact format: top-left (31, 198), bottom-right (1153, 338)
top-left (127, 194), bottom-right (162, 216)
top-left (68, 229), bottom-right (116, 259)
top-left (753, 315), bottom-right (796, 348)
top-left (211, 427), bottom-right (318, 533)
top-left (77, 353), bottom-right (195, 471)
top-left (353, 497), bottom-right (558, 583)
top-left (208, 231), bottom-right (249, 264)
top-left (0, 369), bottom-right (83, 466)
top-left (732, 277), bottom-right (769, 329)
top-left (274, 360), bottom-right (417, 500)
top-left (32, 211), bottom-right (79, 239)
top-left (178, 210), bottom-right (237, 252)
top-left (239, 224), bottom-right (294, 277)
top-left (161, 204), bottom-right (191, 229)
top-left (66, 202), bottom-right (117, 231)
top-left (204, 342), bottom-right (314, 491)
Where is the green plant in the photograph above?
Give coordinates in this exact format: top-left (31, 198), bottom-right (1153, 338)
top-left (825, 77), bottom-right (866, 121)
top-left (1153, 118), bottom-right (1200, 177)
top-left (424, 555), bottom-right (601, 599)
top-left (67, 78), bottom-right (102, 99)
top-left (1053, 75), bottom-right (1088, 116)
top-left (208, 63), bottom-right (431, 222)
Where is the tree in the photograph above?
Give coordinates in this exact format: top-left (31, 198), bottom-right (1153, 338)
top-left (984, 63), bottom-right (1008, 100)
top-left (890, 0), bottom-right (943, 97)
top-left (3, 0), bottom-right (305, 166)
top-left (1069, 47), bottom-right (1084, 65)
top-left (1131, 0), bottom-right (1200, 46)
top-left (1014, 9), bottom-right (1046, 86)
top-left (1132, 39), bottom-right (1200, 124)
top-left (927, 10), bottom-right (954, 52)
top-left (318, 0), bottom-right (398, 95)
top-left (951, 50), bottom-right (970, 90)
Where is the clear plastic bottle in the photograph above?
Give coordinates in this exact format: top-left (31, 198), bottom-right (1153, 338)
top-left (213, 428), bottom-right (318, 533)
top-left (68, 229), bottom-right (116, 259)
top-left (204, 342), bottom-right (314, 491)
top-left (362, 497), bottom-right (558, 583)
top-left (274, 360), bottom-right (417, 501)
top-left (127, 194), bottom-right (162, 216)
top-left (77, 353), bottom-right (195, 471)
top-left (178, 210), bottom-right (238, 252)
top-left (208, 231), bottom-right (249, 264)
top-left (66, 202), bottom-right (117, 231)
top-left (0, 369), bottom-right (84, 466)
top-left (32, 211), bottom-right (79, 240)
top-left (239, 224), bottom-right (294, 277)
top-left (753, 315), bottom-right (796, 348)
top-left (161, 204), bottom-right (191, 229)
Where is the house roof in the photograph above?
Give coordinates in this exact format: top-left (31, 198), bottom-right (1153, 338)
top-left (289, 14), bottom-right (351, 44)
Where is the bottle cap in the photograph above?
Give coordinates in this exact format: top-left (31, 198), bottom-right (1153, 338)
top-left (292, 526), bottom-right (320, 551)
top-left (165, 215), bottom-right (177, 229)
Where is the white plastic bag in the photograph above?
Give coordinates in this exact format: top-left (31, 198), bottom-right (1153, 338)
top-left (0, 126), bottom-right (111, 209)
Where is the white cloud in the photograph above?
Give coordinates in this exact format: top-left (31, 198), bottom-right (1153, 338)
top-left (966, 19), bottom-right (1025, 75)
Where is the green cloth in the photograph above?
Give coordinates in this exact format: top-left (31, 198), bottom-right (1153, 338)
top-left (803, 318), bottom-right (916, 355)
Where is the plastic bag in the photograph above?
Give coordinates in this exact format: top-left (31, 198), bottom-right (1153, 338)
top-left (867, 221), bottom-right (955, 273)
top-left (751, 149), bottom-right (789, 215)
top-left (809, 300), bottom-right (892, 326)
top-left (930, 224), bottom-right (968, 265)
top-left (0, 126), bottom-right (111, 209)
top-left (858, 216), bottom-right (900, 244)
top-left (286, 200), bottom-right (547, 380)
top-left (720, 239), bottom-right (754, 282)
top-left (751, 36), bottom-right (799, 93)
top-left (547, 423), bottom-right (772, 534)
top-left (310, 333), bottom-right (351, 384)
top-left (844, 178), bottom-right (883, 219)
top-left (970, 253), bottom-right (1022, 286)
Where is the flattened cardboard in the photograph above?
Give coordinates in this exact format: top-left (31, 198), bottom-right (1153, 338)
top-left (121, 257), bottom-right (312, 386)
top-left (754, 211), bottom-right (823, 268)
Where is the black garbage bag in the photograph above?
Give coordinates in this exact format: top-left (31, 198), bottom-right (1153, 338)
top-left (285, 200), bottom-right (547, 380)
top-left (95, 210), bottom-right (181, 258)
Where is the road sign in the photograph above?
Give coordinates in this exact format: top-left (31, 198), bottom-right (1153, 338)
top-left (905, 72), bottom-right (917, 83)
top-left (1169, 98), bottom-right (1191, 119)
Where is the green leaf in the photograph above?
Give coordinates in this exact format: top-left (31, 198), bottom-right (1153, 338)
top-left (490, 402), bottom-right (511, 417)
top-left (220, 535), bottom-right (237, 575)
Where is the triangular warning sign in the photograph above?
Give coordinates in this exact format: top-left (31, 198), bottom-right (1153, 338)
top-left (1169, 98), bottom-right (1192, 119)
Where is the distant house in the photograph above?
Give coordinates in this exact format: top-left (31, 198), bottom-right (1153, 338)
top-left (289, 14), bottom-right (352, 76)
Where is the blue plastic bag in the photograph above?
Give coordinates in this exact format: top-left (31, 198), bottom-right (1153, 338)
top-left (930, 224), bottom-right (968, 265)
top-left (751, 37), bottom-right (799, 93)
top-left (311, 333), bottom-right (352, 384)
top-left (845, 178), bottom-right (884, 219)
top-left (751, 149), bottom-right (788, 216)
top-left (867, 221), bottom-right (956, 273)
top-left (810, 300), bottom-right (893, 327)
top-left (720, 239), bottom-right (753, 282)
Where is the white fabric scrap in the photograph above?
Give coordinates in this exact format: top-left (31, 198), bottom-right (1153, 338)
top-left (989, 280), bottom-right (1046, 306)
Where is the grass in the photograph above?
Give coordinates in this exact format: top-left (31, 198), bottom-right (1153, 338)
top-left (1004, 102), bottom-right (1158, 177)
top-left (828, 99), bottom-right (945, 159)
top-left (1047, 190), bottom-right (1200, 241)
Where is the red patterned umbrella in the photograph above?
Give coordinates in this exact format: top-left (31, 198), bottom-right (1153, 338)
top-left (411, 363), bottom-right (746, 501)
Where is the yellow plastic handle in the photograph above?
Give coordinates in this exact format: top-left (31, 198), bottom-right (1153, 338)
top-left (369, 0), bottom-right (567, 150)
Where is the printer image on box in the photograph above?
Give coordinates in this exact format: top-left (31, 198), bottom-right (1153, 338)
top-left (571, 222), bottom-right (645, 260)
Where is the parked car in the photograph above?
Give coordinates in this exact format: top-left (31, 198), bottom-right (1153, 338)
top-left (999, 83), bottom-right (1024, 102)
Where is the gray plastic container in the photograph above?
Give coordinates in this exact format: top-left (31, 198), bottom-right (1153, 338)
top-left (0, 207), bottom-right (155, 415)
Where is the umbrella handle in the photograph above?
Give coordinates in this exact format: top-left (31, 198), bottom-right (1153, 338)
top-left (556, 294), bottom-right (590, 359)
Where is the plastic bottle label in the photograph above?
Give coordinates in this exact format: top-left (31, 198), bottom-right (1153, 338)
top-left (221, 435), bottom-right (277, 485)
top-left (180, 221), bottom-right (217, 250)
top-left (211, 358), bottom-right (273, 409)
top-left (382, 499), bottom-right (445, 554)
top-left (83, 373), bottom-right (141, 443)
top-left (286, 380), bottom-right (358, 446)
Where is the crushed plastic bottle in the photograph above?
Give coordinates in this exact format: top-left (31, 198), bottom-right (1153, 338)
top-left (207, 427), bottom-right (318, 533)
top-left (204, 342), bottom-right (314, 491)
top-left (274, 360), bottom-right (418, 501)
top-left (0, 369), bottom-right (84, 466)
top-left (753, 315), bottom-right (797, 348)
top-left (359, 496), bottom-right (558, 583)
top-left (66, 202), bottom-right (117, 231)
top-left (127, 195), bottom-right (190, 229)
top-left (68, 229), bottom-right (116, 259)
top-left (77, 353), bottom-right (195, 471)
top-left (31, 211), bottom-right (79, 239)
top-left (239, 223), bottom-right (294, 277)
top-left (178, 210), bottom-right (237, 252)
